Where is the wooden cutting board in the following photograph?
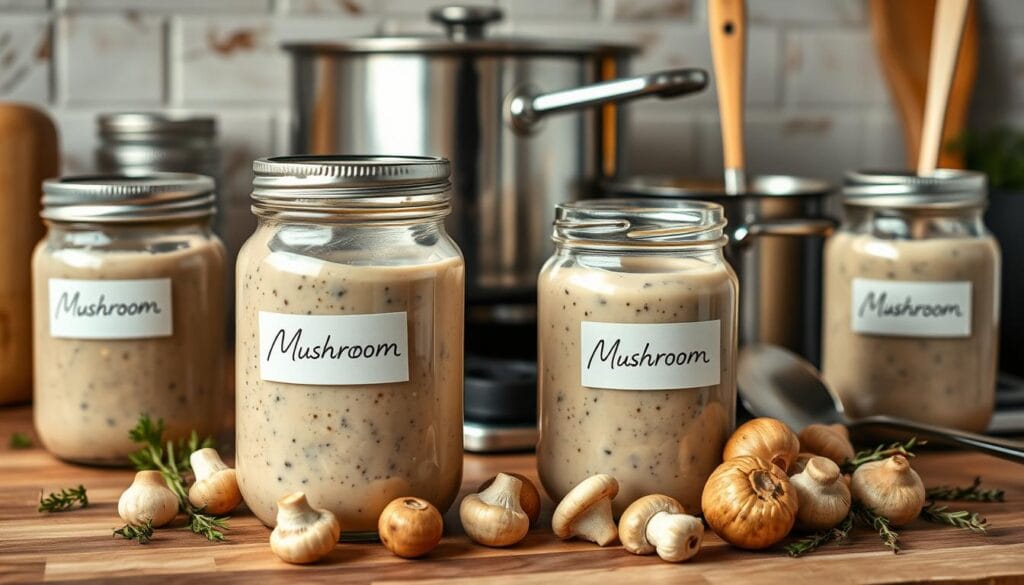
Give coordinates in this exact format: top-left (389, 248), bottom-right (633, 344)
top-left (1, 405), bottom-right (1023, 584)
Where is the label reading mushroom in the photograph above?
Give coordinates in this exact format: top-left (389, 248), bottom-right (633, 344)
top-left (851, 279), bottom-right (972, 338)
top-left (580, 320), bottom-right (720, 390)
top-left (48, 278), bottom-right (173, 339)
top-left (259, 311), bottom-right (409, 385)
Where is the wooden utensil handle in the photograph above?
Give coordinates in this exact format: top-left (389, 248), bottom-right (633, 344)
top-left (708, 0), bottom-right (746, 175)
top-left (918, 0), bottom-right (970, 175)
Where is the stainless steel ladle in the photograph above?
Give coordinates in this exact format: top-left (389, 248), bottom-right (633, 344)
top-left (737, 343), bottom-right (1024, 464)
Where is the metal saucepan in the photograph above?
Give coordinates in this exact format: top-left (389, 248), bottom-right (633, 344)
top-left (284, 5), bottom-right (708, 328)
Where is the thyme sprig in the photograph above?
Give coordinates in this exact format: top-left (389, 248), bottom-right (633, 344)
top-left (38, 485), bottom-right (88, 513)
top-left (841, 437), bottom-right (925, 474)
top-left (921, 503), bottom-right (989, 532)
top-left (853, 503), bottom-right (901, 554)
top-left (785, 512), bottom-right (854, 557)
top-left (926, 477), bottom-right (1005, 502)
top-left (127, 415), bottom-right (227, 542)
top-left (9, 432), bottom-right (32, 449)
top-left (114, 520), bottom-right (155, 544)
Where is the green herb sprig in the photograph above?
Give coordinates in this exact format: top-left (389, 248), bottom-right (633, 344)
top-left (114, 520), bottom-right (155, 544)
top-left (785, 512), bottom-right (854, 557)
top-left (921, 503), bottom-right (989, 532)
top-left (38, 485), bottom-right (88, 513)
top-left (127, 415), bottom-right (227, 542)
top-left (841, 437), bottom-right (925, 474)
top-left (926, 477), bottom-right (1005, 503)
top-left (9, 432), bottom-right (32, 449)
top-left (853, 503), bottom-right (901, 554)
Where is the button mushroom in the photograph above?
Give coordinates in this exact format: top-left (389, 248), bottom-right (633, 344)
top-left (188, 448), bottom-right (242, 515)
top-left (851, 455), bottom-right (926, 526)
top-left (270, 492), bottom-right (341, 564)
top-left (798, 424), bottom-right (855, 466)
top-left (723, 417), bottom-right (801, 472)
top-left (478, 472), bottom-right (541, 526)
top-left (118, 470), bottom-right (179, 528)
top-left (701, 456), bottom-right (798, 550)
top-left (551, 474), bottom-right (619, 546)
top-left (790, 456), bottom-right (852, 530)
top-left (460, 472), bottom-right (530, 547)
top-left (618, 494), bottom-right (703, 562)
top-left (378, 496), bottom-right (444, 558)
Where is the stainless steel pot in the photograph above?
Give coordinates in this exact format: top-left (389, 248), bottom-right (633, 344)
top-left (285, 5), bottom-right (707, 323)
top-left (603, 175), bottom-right (836, 364)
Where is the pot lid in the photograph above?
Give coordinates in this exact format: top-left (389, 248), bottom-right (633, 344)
top-left (283, 5), bottom-right (637, 56)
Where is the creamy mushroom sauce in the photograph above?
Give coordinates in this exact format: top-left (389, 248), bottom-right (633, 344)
top-left (537, 255), bottom-right (737, 514)
top-left (235, 224), bottom-right (464, 533)
top-left (822, 231), bottom-right (1000, 432)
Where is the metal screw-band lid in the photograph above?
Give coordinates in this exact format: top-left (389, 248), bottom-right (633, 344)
top-left (843, 169), bottom-right (987, 210)
top-left (251, 155), bottom-right (452, 217)
top-left (42, 173), bottom-right (217, 223)
top-left (98, 113), bottom-right (216, 141)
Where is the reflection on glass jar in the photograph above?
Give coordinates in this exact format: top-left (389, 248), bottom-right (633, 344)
top-left (235, 156), bottom-right (464, 537)
top-left (536, 199), bottom-right (738, 514)
top-left (822, 170), bottom-right (1000, 432)
top-left (32, 174), bottom-right (225, 465)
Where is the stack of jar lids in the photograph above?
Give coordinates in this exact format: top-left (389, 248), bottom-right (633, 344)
top-left (97, 113), bottom-right (219, 175)
top-left (843, 169), bottom-right (987, 209)
top-left (41, 173), bottom-right (217, 223)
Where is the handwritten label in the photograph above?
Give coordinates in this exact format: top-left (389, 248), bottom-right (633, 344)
top-left (259, 311), bottom-right (409, 385)
top-left (580, 320), bottom-right (721, 390)
top-left (851, 279), bottom-right (972, 338)
top-left (48, 278), bottom-right (173, 339)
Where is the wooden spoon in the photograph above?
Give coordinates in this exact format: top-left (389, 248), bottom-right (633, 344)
top-left (918, 0), bottom-right (971, 175)
top-left (708, 0), bottom-right (746, 194)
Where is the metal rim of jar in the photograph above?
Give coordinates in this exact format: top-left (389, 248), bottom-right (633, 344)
top-left (843, 169), bottom-right (987, 211)
top-left (250, 155), bottom-right (453, 222)
top-left (98, 112), bottom-right (216, 139)
top-left (552, 198), bottom-right (729, 252)
top-left (41, 173), bottom-right (217, 224)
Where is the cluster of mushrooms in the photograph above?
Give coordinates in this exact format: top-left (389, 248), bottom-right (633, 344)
top-left (702, 417), bottom-right (926, 549)
top-left (115, 418), bottom-right (929, 564)
top-left (117, 448), bottom-right (242, 529)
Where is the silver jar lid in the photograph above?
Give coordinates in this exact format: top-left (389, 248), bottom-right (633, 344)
top-left (251, 155), bottom-right (451, 217)
top-left (42, 173), bottom-right (217, 223)
top-left (553, 198), bottom-right (728, 250)
top-left (843, 169), bottom-right (987, 210)
top-left (98, 113), bottom-right (216, 141)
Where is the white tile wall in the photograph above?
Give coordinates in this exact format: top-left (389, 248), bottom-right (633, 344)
top-left (0, 0), bottom-right (1020, 247)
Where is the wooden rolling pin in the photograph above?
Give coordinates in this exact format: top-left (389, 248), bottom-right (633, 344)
top-left (0, 103), bottom-right (58, 405)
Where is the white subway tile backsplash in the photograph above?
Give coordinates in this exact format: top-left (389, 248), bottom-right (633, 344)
top-left (748, 0), bottom-right (864, 25)
top-left (0, 0), bottom-right (47, 10)
top-left (860, 108), bottom-right (908, 170)
top-left (49, 109), bottom-right (99, 174)
top-left (609, 0), bottom-right (694, 22)
top-left (783, 28), bottom-right (889, 106)
top-left (277, 0), bottom-right (379, 15)
top-left (172, 16), bottom-right (289, 106)
top-left (215, 109), bottom-right (277, 206)
top-left (497, 0), bottom-right (597, 21)
top-left (57, 0), bottom-right (272, 12)
top-left (59, 14), bottom-right (165, 105)
top-left (0, 15), bottom-right (50, 104)
top-left (623, 107), bottom-right (699, 176)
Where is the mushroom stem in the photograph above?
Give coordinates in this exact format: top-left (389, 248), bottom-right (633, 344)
top-left (479, 473), bottom-right (523, 509)
top-left (190, 448), bottom-right (229, 480)
top-left (277, 492), bottom-right (322, 526)
top-left (572, 499), bottom-right (617, 546)
top-left (645, 512), bottom-right (703, 562)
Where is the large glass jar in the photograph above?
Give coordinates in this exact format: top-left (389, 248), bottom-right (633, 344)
top-left (537, 199), bottom-right (738, 514)
top-left (822, 170), bottom-right (1000, 432)
top-left (33, 174), bottom-right (225, 465)
top-left (235, 155), bottom-right (465, 537)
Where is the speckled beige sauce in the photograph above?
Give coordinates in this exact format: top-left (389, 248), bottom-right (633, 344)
top-left (235, 224), bottom-right (464, 533)
top-left (537, 254), bottom-right (737, 514)
top-left (33, 236), bottom-right (225, 465)
top-left (822, 232), bottom-right (1000, 432)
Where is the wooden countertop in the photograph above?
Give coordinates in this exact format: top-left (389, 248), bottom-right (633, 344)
top-left (1, 405), bottom-right (1023, 584)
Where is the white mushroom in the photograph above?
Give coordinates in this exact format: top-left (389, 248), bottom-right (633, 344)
top-left (118, 470), bottom-right (179, 528)
top-left (790, 456), bottom-right (852, 530)
top-left (551, 474), bottom-right (619, 546)
top-left (270, 492), bottom-right (341, 564)
top-left (459, 472), bottom-right (530, 547)
top-left (618, 494), bottom-right (703, 562)
top-left (188, 448), bottom-right (242, 515)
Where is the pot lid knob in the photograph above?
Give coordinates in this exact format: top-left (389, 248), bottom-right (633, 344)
top-left (429, 5), bottom-right (503, 41)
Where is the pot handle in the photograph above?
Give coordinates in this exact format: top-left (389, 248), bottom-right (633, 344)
top-left (732, 218), bottom-right (836, 247)
top-left (506, 68), bottom-right (708, 134)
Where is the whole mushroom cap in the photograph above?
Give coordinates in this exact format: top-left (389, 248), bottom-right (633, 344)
top-left (552, 474), bottom-right (619, 540)
top-left (618, 494), bottom-right (685, 555)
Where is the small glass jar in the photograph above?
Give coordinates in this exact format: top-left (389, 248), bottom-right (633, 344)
top-left (822, 170), bottom-right (1000, 432)
top-left (33, 174), bottom-right (226, 465)
top-left (235, 155), bottom-right (465, 537)
top-left (536, 199), bottom-right (738, 514)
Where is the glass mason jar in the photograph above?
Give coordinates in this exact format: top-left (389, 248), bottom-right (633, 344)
top-left (235, 155), bottom-right (465, 537)
top-left (33, 174), bottom-right (226, 465)
top-left (822, 170), bottom-right (1001, 432)
top-left (537, 199), bottom-right (738, 514)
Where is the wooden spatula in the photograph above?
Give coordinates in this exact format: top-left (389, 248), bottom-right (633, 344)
top-left (918, 0), bottom-right (971, 175)
top-left (708, 0), bottom-right (747, 194)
